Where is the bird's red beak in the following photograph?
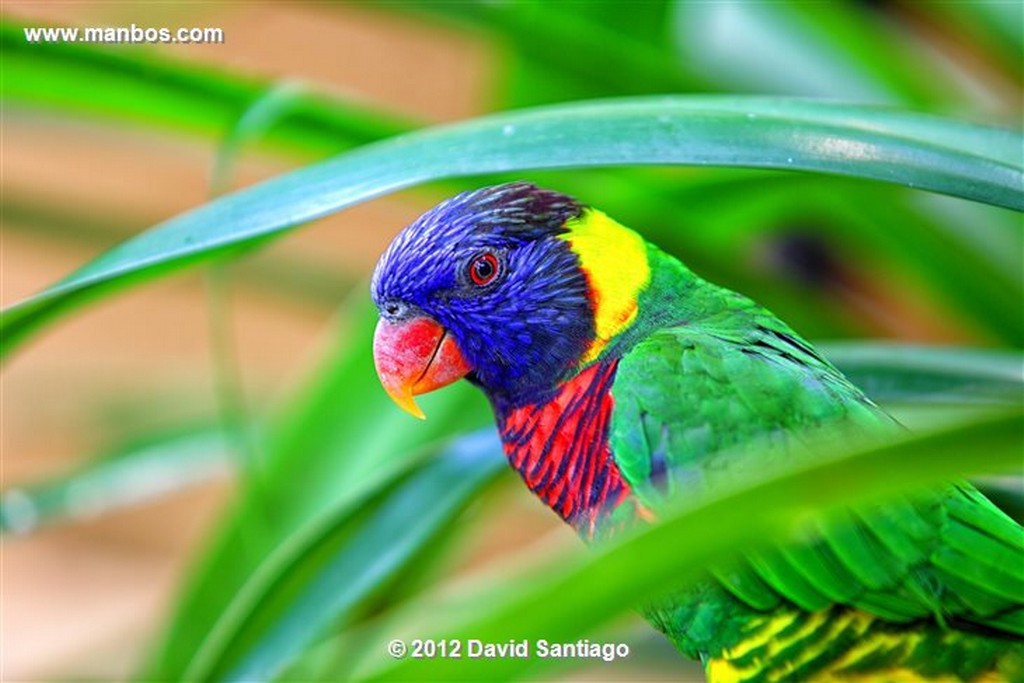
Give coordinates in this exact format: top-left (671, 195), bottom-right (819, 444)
top-left (373, 316), bottom-right (471, 419)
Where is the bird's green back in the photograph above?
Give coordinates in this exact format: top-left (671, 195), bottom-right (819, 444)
top-left (605, 245), bottom-right (1024, 680)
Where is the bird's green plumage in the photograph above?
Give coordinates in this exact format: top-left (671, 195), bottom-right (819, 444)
top-left (605, 242), bottom-right (1024, 680)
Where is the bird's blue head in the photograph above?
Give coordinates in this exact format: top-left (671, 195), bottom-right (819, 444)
top-left (371, 182), bottom-right (652, 417)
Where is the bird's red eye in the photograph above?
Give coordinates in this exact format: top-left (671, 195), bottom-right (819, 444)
top-left (469, 252), bottom-right (500, 286)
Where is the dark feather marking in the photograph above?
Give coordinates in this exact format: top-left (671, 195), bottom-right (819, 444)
top-left (761, 325), bottom-right (829, 365)
top-left (650, 423), bottom-right (670, 480)
top-left (576, 376), bottom-right (611, 513)
top-left (555, 378), bottom-right (605, 517)
top-left (749, 339), bottom-right (804, 367)
top-left (585, 400), bottom-right (611, 505)
top-left (546, 389), bottom-right (591, 480)
top-left (530, 451), bottom-right (555, 492)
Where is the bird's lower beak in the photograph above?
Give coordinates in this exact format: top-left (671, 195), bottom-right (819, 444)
top-left (373, 316), bottom-right (471, 419)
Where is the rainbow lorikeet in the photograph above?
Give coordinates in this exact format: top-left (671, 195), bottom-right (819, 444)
top-left (370, 182), bottom-right (1024, 682)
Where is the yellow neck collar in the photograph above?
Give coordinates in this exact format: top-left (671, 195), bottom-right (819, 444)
top-left (559, 208), bottom-right (651, 362)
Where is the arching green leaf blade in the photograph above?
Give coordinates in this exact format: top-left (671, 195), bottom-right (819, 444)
top-left (3, 96), bottom-right (1020, 358)
top-left (192, 431), bottom-right (503, 683)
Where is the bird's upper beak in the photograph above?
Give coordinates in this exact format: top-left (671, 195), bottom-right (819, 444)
top-left (372, 316), bottom-right (471, 419)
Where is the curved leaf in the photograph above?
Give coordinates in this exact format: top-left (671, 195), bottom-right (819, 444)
top-left (3, 96), bottom-right (1020, 358)
top-left (186, 430), bottom-right (504, 683)
top-left (0, 427), bottom-right (231, 534)
top-left (0, 21), bottom-right (409, 155)
top-left (822, 342), bottom-right (1024, 404)
top-left (672, 1), bottom-right (948, 106)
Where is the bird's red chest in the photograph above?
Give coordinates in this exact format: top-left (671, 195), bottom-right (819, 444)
top-left (498, 360), bottom-right (631, 536)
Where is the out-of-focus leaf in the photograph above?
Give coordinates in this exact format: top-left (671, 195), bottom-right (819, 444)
top-left (4, 96), bottom-right (1020, 358)
top-left (672, 2), bottom-right (949, 107)
top-left (366, 410), bottom-right (1023, 682)
top-left (0, 428), bottom-right (232, 534)
top-left (0, 21), bottom-right (410, 156)
top-left (822, 342), bottom-right (1024, 405)
top-left (182, 430), bottom-right (503, 683)
top-left (2, 197), bottom-right (354, 308)
top-left (390, 1), bottom-right (690, 100)
top-left (7, 343), bottom-right (1012, 536)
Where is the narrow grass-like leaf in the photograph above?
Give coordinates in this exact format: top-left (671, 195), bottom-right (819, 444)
top-left (1, 21), bottom-right (410, 156)
top-left (367, 410), bottom-right (1023, 682)
top-left (186, 430), bottom-right (503, 683)
top-left (0, 428), bottom-right (231, 534)
top-left (393, 1), bottom-right (692, 99)
top-left (822, 342), bottom-right (1024, 404)
top-left (2, 197), bottom-right (354, 308)
top-left (3, 96), bottom-right (1020, 358)
top-left (8, 165), bottom-right (1020, 345)
top-left (672, 1), bottom-right (949, 106)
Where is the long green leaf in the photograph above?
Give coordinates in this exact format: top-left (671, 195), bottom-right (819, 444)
top-left (821, 342), bottom-right (1024, 404)
top-left (367, 410), bottom-right (1023, 682)
top-left (11, 24), bottom-right (1015, 346)
top-left (392, 0), bottom-right (692, 100)
top-left (0, 427), bottom-right (231, 534)
top-left (0, 21), bottom-right (409, 156)
top-left (3, 96), bottom-right (1020, 358)
top-left (189, 430), bottom-right (503, 683)
top-left (672, 1), bottom-right (950, 107)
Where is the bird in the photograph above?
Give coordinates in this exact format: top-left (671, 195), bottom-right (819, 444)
top-left (370, 181), bottom-right (1024, 682)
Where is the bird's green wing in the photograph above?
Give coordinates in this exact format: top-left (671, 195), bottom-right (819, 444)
top-left (607, 312), bottom-right (1024, 638)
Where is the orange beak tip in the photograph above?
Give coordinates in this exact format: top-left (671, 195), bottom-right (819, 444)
top-left (400, 394), bottom-right (427, 421)
top-left (377, 367), bottom-right (428, 420)
top-left (373, 315), bottom-right (469, 420)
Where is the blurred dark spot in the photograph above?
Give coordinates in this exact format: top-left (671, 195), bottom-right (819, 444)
top-left (760, 231), bottom-right (842, 288)
top-left (850, 0), bottom-right (894, 11)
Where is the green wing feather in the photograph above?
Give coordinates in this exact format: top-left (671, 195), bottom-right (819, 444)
top-left (607, 300), bottom-right (1024, 667)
